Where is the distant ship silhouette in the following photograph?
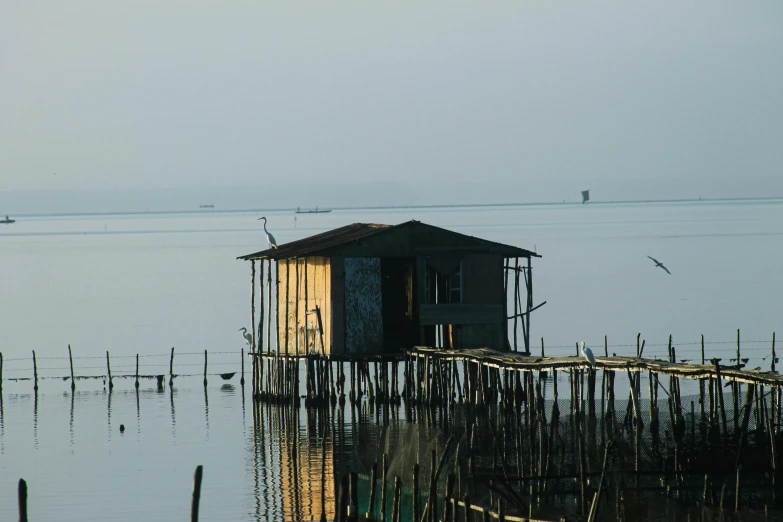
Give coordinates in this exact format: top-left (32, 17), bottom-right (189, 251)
top-left (295, 206), bottom-right (331, 214)
top-left (199, 204), bottom-right (215, 209)
top-left (1, 215), bottom-right (15, 224)
top-left (581, 190), bottom-right (590, 204)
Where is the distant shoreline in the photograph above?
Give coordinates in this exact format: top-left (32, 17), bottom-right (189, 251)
top-left (4, 195), bottom-right (782, 219)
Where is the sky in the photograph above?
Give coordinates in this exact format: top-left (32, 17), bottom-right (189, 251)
top-left (1, 1), bottom-right (782, 208)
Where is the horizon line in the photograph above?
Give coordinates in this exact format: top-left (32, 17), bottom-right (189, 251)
top-left (3, 195), bottom-right (782, 220)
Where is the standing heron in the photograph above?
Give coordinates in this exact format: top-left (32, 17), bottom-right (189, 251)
top-left (238, 327), bottom-right (253, 347)
top-left (258, 216), bottom-right (278, 249)
top-left (579, 341), bottom-right (595, 367)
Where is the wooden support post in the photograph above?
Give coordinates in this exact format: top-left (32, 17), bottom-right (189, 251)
top-left (135, 354), bottom-right (140, 389)
top-left (513, 258), bottom-right (519, 352)
top-left (241, 349), bottom-right (245, 387)
top-left (773, 332), bottom-right (777, 373)
top-left (284, 259), bottom-right (290, 358)
top-left (267, 259), bottom-right (274, 394)
top-left (380, 453), bottom-right (388, 522)
top-left (32, 350), bottom-right (38, 392)
top-left (257, 260), bottom-right (264, 395)
top-left (413, 463), bottom-right (420, 522)
top-left (367, 461), bottom-right (378, 521)
top-left (444, 474), bottom-right (454, 522)
top-left (391, 476), bottom-right (401, 522)
top-left (587, 440), bottom-right (613, 522)
top-left (713, 360), bottom-right (729, 437)
top-left (169, 346), bottom-right (175, 386)
top-left (526, 256), bottom-right (532, 354)
top-left (203, 350), bottom-right (208, 387)
top-left (0, 351), bottom-right (3, 394)
top-left (349, 472), bottom-right (359, 522)
top-left (336, 475), bottom-right (348, 522)
top-left (191, 465), bottom-right (203, 522)
top-left (295, 258), bottom-right (300, 358)
top-left (106, 351), bottom-right (113, 390)
top-left (18, 478), bottom-right (28, 522)
top-left (251, 260), bottom-right (257, 398)
top-left (68, 344), bottom-right (75, 391)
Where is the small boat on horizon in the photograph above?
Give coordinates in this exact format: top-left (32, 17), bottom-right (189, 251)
top-left (199, 204), bottom-right (215, 209)
top-left (295, 206), bottom-right (332, 214)
top-left (0, 215), bottom-right (15, 224)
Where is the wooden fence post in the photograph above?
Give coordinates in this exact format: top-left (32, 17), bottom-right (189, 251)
top-left (106, 351), bottom-right (113, 390)
top-left (18, 478), bottom-right (28, 522)
top-left (191, 465), bottom-right (203, 522)
top-left (32, 351), bottom-right (39, 392)
top-left (68, 344), bottom-right (75, 391)
top-left (169, 347), bottom-right (175, 386)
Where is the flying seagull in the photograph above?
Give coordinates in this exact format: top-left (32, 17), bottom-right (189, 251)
top-left (647, 256), bottom-right (671, 275)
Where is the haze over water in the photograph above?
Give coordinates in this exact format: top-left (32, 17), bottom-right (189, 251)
top-left (1, 199), bottom-right (782, 520)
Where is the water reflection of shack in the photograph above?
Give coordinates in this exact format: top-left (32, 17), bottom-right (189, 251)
top-left (238, 219), bottom-right (541, 364)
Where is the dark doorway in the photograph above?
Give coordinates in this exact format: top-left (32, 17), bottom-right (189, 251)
top-left (381, 257), bottom-right (418, 351)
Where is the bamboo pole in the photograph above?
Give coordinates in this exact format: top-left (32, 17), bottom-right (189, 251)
top-left (68, 344), bottom-right (75, 391)
top-left (18, 478), bottom-right (28, 522)
top-left (413, 463), bottom-right (421, 522)
top-left (32, 350), bottom-right (38, 392)
top-left (191, 465), bottom-right (203, 522)
top-left (380, 453), bottom-right (388, 522)
top-left (0, 351), bottom-right (3, 394)
top-left (203, 350), bottom-right (208, 387)
top-left (169, 347), bottom-right (175, 386)
top-left (257, 259), bottom-right (265, 394)
top-left (513, 258), bottom-right (518, 352)
top-left (366, 461), bottom-right (378, 521)
top-left (391, 476), bottom-right (401, 522)
top-left (106, 351), bottom-right (113, 390)
top-left (526, 256), bottom-right (532, 354)
top-left (349, 472), bottom-right (359, 522)
top-left (241, 349), bottom-right (245, 387)
top-left (135, 354), bottom-right (140, 389)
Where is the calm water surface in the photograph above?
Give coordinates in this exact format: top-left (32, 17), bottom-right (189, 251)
top-left (1, 200), bottom-right (782, 519)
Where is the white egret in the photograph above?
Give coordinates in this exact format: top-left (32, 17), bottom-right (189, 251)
top-left (238, 327), bottom-right (253, 347)
top-left (579, 341), bottom-right (595, 368)
top-left (647, 255), bottom-right (671, 275)
top-left (258, 216), bottom-right (278, 249)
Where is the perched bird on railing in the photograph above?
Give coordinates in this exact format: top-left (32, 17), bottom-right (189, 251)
top-left (579, 341), bottom-right (595, 367)
top-left (238, 327), bottom-right (252, 347)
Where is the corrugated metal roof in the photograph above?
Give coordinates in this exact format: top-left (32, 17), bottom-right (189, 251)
top-left (238, 220), bottom-right (539, 260)
top-left (238, 222), bottom-right (392, 260)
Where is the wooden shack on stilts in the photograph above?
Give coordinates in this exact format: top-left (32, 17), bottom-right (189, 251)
top-left (238, 220), bottom-right (542, 405)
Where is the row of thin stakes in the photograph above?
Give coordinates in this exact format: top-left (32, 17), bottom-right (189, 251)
top-left (16, 465), bottom-right (205, 522)
top-left (0, 346), bottom-right (246, 393)
top-left (331, 458), bottom-right (564, 522)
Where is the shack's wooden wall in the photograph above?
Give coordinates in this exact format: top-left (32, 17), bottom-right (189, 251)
top-left (330, 257), bottom-right (345, 356)
top-left (343, 257), bottom-right (383, 354)
top-left (449, 253), bottom-right (506, 350)
top-left (277, 257), bottom-right (332, 355)
top-left (329, 256), bottom-right (385, 356)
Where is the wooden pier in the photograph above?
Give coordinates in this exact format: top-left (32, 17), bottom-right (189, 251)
top-left (248, 342), bottom-right (783, 520)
